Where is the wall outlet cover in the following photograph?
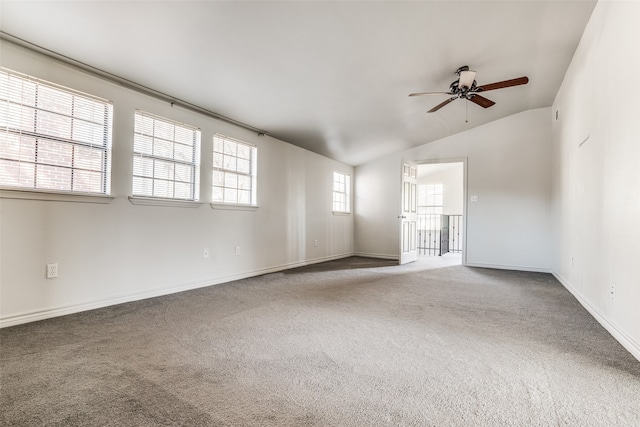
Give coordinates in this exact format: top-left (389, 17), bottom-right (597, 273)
top-left (46, 263), bottom-right (58, 279)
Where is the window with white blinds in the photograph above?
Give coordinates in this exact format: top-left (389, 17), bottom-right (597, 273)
top-left (0, 68), bottom-right (113, 194)
top-left (333, 171), bottom-right (351, 213)
top-left (212, 134), bottom-right (257, 205)
top-left (132, 111), bottom-right (200, 201)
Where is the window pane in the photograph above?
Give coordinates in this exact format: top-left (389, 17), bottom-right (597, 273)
top-left (36, 164), bottom-right (71, 190)
top-left (237, 158), bottom-right (250, 174)
top-left (74, 146), bottom-right (104, 171)
top-left (174, 181), bottom-right (192, 199)
top-left (153, 178), bottom-right (172, 198)
top-left (154, 120), bottom-right (174, 141)
top-left (223, 140), bottom-right (237, 156)
top-left (153, 138), bottom-right (173, 160)
top-left (134, 134), bottom-right (153, 155)
top-left (212, 186), bottom-right (223, 202)
top-left (174, 125), bottom-right (194, 145)
top-left (38, 85), bottom-right (72, 115)
top-left (37, 139), bottom-right (73, 167)
top-left (133, 156), bottom-right (153, 178)
top-left (73, 169), bottom-right (103, 193)
top-left (0, 159), bottom-right (35, 187)
top-left (36, 111), bottom-right (72, 140)
top-left (237, 144), bottom-right (251, 160)
top-left (212, 170), bottom-right (225, 186)
top-left (238, 174), bottom-right (251, 190)
top-left (73, 118), bottom-right (106, 146)
top-left (224, 172), bottom-right (238, 188)
top-left (223, 154), bottom-right (237, 171)
top-left (132, 176), bottom-right (152, 196)
top-left (213, 152), bottom-right (223, 169)
top-left (174, 143), bottom-right (193, 163)
top-left (224, 187), bottom-right (237, 203)
top-left (154, 159), bottom-right (174, 180)
top-left (238, 190), bottom-right (250, 204)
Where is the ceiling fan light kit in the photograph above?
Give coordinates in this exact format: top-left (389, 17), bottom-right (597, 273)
top-left (410, 65), bottom-right (529, 114)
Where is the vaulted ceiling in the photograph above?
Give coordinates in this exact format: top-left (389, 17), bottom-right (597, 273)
top-left (0, 1), bottom-right (596, 166)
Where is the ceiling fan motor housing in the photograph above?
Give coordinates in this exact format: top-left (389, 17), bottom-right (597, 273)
top-left (449, 79), bottom-right (478, 98)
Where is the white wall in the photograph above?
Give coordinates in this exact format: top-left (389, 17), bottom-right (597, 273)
top-left (0, 42), bottom-right (353, 326)
top-left (551, 0), bottom-right (640, 360)
top-left (419, 164), bottom-right (464, 215)
top-left (355, 108), bottom-right (553, 271)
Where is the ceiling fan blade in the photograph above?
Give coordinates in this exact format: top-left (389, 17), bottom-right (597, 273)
top-left (477, 76), bottom-right (529, 92)
top-left (427, 97), bottom-right (457, 113)
top-left (409, 92), bottom-right (453, 97)
top-left (468, 94), bottom-right (495, 108)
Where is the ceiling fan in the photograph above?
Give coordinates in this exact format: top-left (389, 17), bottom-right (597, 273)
top-left (409, 66), bottom-right (529, 113)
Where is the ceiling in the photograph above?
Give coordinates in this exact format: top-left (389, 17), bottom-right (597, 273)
top-left (0, 1), bottom-right (596, 166)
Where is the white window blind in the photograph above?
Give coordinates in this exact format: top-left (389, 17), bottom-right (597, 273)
top-left (0, 68), bottom-right (113, 194)
top-left (212, 134), bottom-right (257, 205)
top-left (333, 171), bottom-right (351, 212)
top-left (132, 111), bottom-right (200, 201)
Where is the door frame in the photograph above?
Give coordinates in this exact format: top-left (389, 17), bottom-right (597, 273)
top-left (412, 157), bottom-right (469, 266)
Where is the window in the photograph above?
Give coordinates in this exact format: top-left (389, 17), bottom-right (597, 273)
top-left (418, 183), bottom-right (443, 215)
top-left (0, 68), bottom-right (113, 194)
top-left (132, 111), bottom-right (200, 200)
top-left (212, 134), bottom-right (257, 205)
top-left (418, 183), bottom-right (443, 229)
top-left (333, 171), bottom-right (351, 213)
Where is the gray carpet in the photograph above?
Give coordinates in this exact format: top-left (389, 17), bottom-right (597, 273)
top-left (1, 256), bottom-right (639, 426)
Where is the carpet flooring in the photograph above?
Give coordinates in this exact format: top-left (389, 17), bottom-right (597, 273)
top-left (1, 256), bottom-right (639, 426)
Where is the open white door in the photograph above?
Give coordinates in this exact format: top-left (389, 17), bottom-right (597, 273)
top-left (399, 162), bottom-right (418, 265)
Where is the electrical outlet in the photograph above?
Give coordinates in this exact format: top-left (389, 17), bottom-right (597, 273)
top-left (470, 195), bottom-right (478, 202)
top-left (46, 263), bottom-right (58, 279)
top-left (610, 285), bottom-right (615, 301)
top-left (314, 239), bottom-right (318, 247)
top-left (235, 246), bottom-right (241, 256)
top-left (203, 248), bottom-right (209, 258)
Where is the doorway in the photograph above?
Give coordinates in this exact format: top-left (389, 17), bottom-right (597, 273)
top-left (416, 161), bottom-right (465, 265)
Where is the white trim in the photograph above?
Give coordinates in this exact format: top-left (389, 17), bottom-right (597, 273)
top-left (553, 272), bottom-right (640, 363)
top-left (353, 252), bottom-right (399, 260)
top-left (0, 253), bottom-right (353, 329)
top-left (0, 188), bottom-right (114, 204)
top-left (332, 211), bottom-right (351, 216)
top-left (464, 262), bottom-right (552, 273)
top-left (210, 203), bottom-right (258, 211)
top-left (128, 196), bottom-right (202, 208)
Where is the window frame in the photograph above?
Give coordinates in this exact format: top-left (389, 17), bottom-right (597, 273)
top-left (332, 171), bottom-right (351, 214)
top-left (131, 110), bottom-right (201, 203)
top-left (0, 67), bottom-right (114, 199)
top-left (211, 134), bottom-right (258, 209)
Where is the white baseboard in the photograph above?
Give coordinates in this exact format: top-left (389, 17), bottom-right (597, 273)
top-left (553, 272), bottom-right (640, 363)
top-left (464, 262), bottom-right (552, 273)
top-left (0, 253), bottom-right (353, 328)
top-left (352, 252), bottom-right (399, 260)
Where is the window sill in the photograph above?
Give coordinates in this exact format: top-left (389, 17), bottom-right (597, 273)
top-left (332, 211), bottom-right (352, 216)
top-left (210, 203), bottom-right (259, 211)
top-left (128, 196), bottom-right (203, 208)
top-left (0, 188), bottom-right (115, 204)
